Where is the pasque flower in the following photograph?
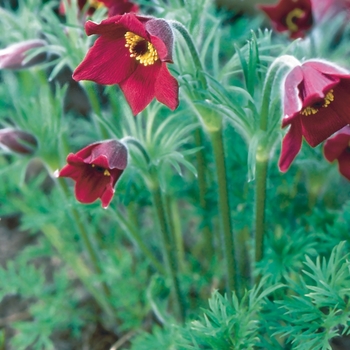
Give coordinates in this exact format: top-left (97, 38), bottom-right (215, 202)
top-left (258, 0), bottom-right (313, 38)
top-left (57, 140), bottom-right (128, 208)
top-left (324, 126), bottom-right (350, 180)
top-left (73, 13), bottom-right (179, 115)
top-left (0, 39), bottom-right (47, 70)
top-left (279, 60), bottom-right (350, 172)
top-left (0, 128), bottom-right (38, 155)
top-left (59, 0), bottom-right (138, 17)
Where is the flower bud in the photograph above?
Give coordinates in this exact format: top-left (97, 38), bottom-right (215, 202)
top-left (0, 128), bottom-right (38, 155)
top-left (0, 39), bottom-right (47, 70)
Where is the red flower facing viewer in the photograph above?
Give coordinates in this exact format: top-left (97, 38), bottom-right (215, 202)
top-left (259, 0), bottom-right (313, 38)
top-left (324, 126), bottom-right (350, 180)
top-left (73, 13), bottom-right (179, 115)
top-left (59, 0), bottom-right (138, 17)
top-left (279, 60), bottom-right (350, 172)
top-left (57, 140), bottom-right (128, 208)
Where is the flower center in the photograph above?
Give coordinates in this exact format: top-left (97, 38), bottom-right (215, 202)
top-left (124, 31), bottom-right (159, 66)
top-left (88, 0), bottom-right (105, 9)
top-left (285, 8), bottom-right (305, 32)
top-left (300, 89), bottom-right (334, 116)
top-left (91, 164), bottom-right (110, 176)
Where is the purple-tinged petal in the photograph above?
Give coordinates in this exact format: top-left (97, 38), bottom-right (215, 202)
top-left (155, 64), bottom-right (179, 110)
top-left (90, 140), bottom-right (128, 169)
top-left (146, 19), bottom-right (174, 61)
top-left (304, 60), bottom-right (350, 77)
top-left (73, 36), bottom-right (136, 85)
top-left (279, 119), bottom-right (303, 172)
top-left (119, 62), bottom-right (161, 115)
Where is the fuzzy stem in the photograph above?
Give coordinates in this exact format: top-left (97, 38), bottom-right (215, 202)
top-left (194, 127), bottom-right (214, 259)
top-left (151, 181), bottom-right (186, 322)
top-left (209, 128), bottom-right (236, 299)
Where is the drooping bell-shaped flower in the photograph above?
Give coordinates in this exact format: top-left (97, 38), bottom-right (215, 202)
top-left (258, 0), bottom-right (313, 38)
top-left (323, 126), bottom-right (350, 180)
top-left (279, 60), bottom-right (350, 172)
top-left (73, 13), bottom-right (179, 115)
top-left (57, 140), bottom-right (128, 208)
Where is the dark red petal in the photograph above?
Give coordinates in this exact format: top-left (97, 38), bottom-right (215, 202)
top-left (58, 163), bottom-right (84, 181)
top-left (300, 107), bottom-right (347, 147)
top-left (115, 13), bottom-right (148, 38)
top-left (100, 182), bottom-right (115, 208)
top-left (154, 63), bottom-right (179, 110)
top-left (284, 65), bottom-right (304, 120)
top-left (278, 119), bottom-right (303, 172)
top-left (73, 36), bottom-right (136, 85)
top-left (85, 17), bottom-right (124, 36)
top-left (324, 127), bottom-right (350, 162)
top-left (119, 62), bottom-right (160, 115)
top-left (86, 154), bottom-right (110, 168)
top-left (74, 166), bottom-right (111, 204)
top-left (337, 153), bottom-right (350, 180)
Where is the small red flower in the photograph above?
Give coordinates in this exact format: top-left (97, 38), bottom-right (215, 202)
top-left (279, 60), bottom-right (350, 172)
top-left (72, 13), bottom-right (179, 115)
top-left (258, 0), bottom-right (313, 38)
top-left (324, 126), bottom-right (350, 180)
top-left (0, 39), bottom-right (47, 70)
top-left (57, 140), bottom-right (128, 208)
top-left (0, 128), bottom-right (38, 155)
top-left (59, 0), bottom-right (138, 17)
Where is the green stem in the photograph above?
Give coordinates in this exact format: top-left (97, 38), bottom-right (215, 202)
top-left (165, 194), bottom-right (186, 272)
top-left (58, 178), bottom-right (112, 299)
top-left (152, 181), bottom-right (186, 322)
top-left (254, 159), bottom-right (268, 265)
top-left (115, 209), bottom-right (166, 275)
top-left (209, 128), bottom-right (236, 299)
top-left (194, 127), bottom-right (214, 260)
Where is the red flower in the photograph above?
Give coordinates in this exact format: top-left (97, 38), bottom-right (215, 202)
top-left (324, 126), bottom-right (350, 180)
top-left (57, 140), bottom-right (128, 208)
top-left (0, 128), bottom-right (38, 155)
top-left (72, 13), bottom-right (179, 115)
top-left (279, 60), bottom-right (350, 172)
top-left (59, 0), bottom-right (138, 17)
top-left (258, 0), bottom-right (313, 38)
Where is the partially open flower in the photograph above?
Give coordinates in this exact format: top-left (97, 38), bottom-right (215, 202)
top-left (0, 39), bottom-right (47, 70)
top-left (73, 13), bottom-right (179, 115)
top-left (323, 126), bottom-right (350, 180)
top-left (279, 60), bottom-right (350, 172)
top-left (57, 140), bottom-right (128, 208)
top-left (0, 128), bottom-right (38, 155)
top-left (59, 0), bottom-right (138, 17)
top-left (258, 0), bottom-right (313, 38)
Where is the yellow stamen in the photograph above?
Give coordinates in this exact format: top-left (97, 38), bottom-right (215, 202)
top-left (91, 164), bottom-right (110, 176)
top-left (285, 8), bottom-right (305, 32)
top-left (124, 31), bottom-right (159, 66)
top-left (300, 89), bottom-right (334, 116)
top-left (88, 0), bottom-right (105, 9)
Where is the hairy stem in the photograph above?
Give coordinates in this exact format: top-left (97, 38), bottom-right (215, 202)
top-left (210, 128), bottom-right (237, 299)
